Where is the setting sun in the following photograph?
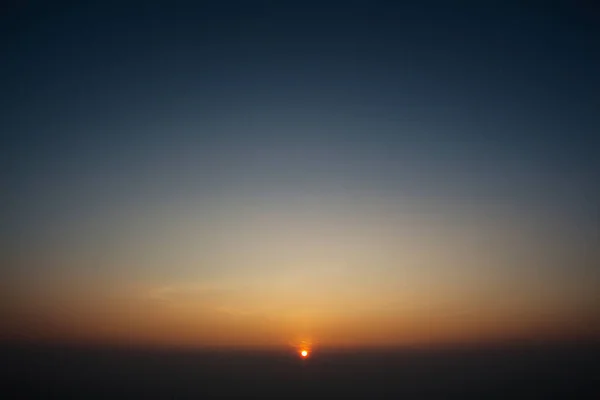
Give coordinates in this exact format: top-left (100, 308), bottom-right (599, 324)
top-left (300, 350), bottom-right (308, 358)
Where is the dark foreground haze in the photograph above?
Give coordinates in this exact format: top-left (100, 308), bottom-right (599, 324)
top-left (3, 343), bottom-right (598, 399)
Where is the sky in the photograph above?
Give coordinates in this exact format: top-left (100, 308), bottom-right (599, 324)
top-left (2, 1), bottom-right (599, 350)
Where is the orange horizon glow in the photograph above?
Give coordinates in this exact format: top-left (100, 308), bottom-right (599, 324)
top-left (3, 194), bottom-right (600, 351)
top-left (3, 274), bottom-right (600, 350)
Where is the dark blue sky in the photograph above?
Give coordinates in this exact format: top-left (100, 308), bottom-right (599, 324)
top-left (2, 1), bottom-right (599, 346)
top-left (5, 1), bottom-right (599, 237)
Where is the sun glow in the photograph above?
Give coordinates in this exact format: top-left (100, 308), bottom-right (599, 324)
top-left (300, 350), bottom-right (308, 358)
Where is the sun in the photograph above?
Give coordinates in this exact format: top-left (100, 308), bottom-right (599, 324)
top-left (291, 339), bottom-right (312, 359)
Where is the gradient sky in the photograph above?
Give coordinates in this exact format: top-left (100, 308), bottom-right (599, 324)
top-left (2, 1), bottom-right (599, 349)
